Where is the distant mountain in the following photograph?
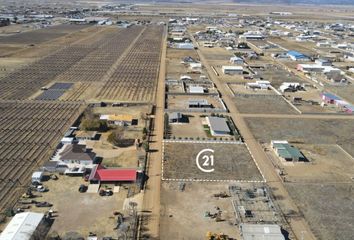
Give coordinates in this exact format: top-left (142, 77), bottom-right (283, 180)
top-left (232, 0), bottom-right (354, 5)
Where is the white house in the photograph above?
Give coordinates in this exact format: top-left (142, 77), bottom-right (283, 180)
top-left (58, 144), bottom-right (96, 167)
top-left (222, 66), bottom-right (243, 75)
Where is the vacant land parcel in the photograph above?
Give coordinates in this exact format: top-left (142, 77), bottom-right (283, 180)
top-left (162, 141), bottom-right (263, 181)
top-left (233, 94), bottom-right (297, 114)
top-left (245, 118), bottom-right (354, 156)
top-left (160, 182), bottom-right (239, 240)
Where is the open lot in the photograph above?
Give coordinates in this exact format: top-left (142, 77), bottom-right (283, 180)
top-left (0, 24), bottom-right (90, 44)
top-left (266, 144), bottom-right (354, 183)
top-left (285, 183), bottom-right (354, 240)
top-left (169, 114), bottom-right (209, 139)
top-left (283, 88), bottom-right (340, 113)
top-left (166, 94), bottom-right (225, 111)
top-left (228, 83), bottom-right (277, 95)
top-left (233, 94), bottom-right (297, 114)
top-left (268, 37), bottom-right (317, 56)
top-left (245, 118), bottom-right (354, 156)
top-left (162, 141), bottom-right (263, 181)
top-left (160, 182), bottom-right (239, 240)
top-left (255, 64), bottom-right (307, 88)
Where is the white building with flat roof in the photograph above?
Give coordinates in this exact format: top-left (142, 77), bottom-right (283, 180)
top-left (240, 223), bottom-right (285, 240)
top-left (222, 66), bottom-right (243, 75)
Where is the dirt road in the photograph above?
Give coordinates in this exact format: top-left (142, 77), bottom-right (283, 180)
top-left (141, 26), bottom-right (167, 239)
top-left (189, 31), bottom-right (317, 240)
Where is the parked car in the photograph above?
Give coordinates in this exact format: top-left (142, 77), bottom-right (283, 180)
top-left (35, 202), bottom-right (53, 208)
top-left (78, 184), bottom-right (88, 193)
top-left (32, 185), bottom-right (48, 192)
top-left (99, 189), bottom-right (113, 196)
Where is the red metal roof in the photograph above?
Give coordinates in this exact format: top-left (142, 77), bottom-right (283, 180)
top-left (92, 165), bottom-right (136, 182)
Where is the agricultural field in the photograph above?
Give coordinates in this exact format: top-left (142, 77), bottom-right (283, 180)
top-left (162, 141), bottom-right (263, 181)
top-left (0, 101), bottom-right (85, 212)
top-left (0, 26), bottom-right (145, 101)
top-left (96, 25), bottom-right (164, 102)
top-left (233, 94), bottom-right (297, 114)
top-left (0, 24), bottom-right (89, 44)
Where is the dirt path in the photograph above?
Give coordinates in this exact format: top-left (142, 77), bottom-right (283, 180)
top-left (141, 26), bottom-right (167, 239)
top-left (189, 31), bottom-right (317, 240)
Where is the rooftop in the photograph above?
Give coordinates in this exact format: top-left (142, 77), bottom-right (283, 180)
top-left (207, 116), bottom-right (230, 133)
top-left (89, 164), bottom-right (136, 182)
top-left (240, 224), bottom-right (285, 240)
top-left (0, 212), bottom-right (44, 240)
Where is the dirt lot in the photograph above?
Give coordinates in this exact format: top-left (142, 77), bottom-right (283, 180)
top-left (233, 94), bottom-right (297, 114)
top-left (228, 83), bottom-right (277, 95)
top-left (268, 37), bottom-right (317, 56)
top-left (163, 142), bottom-right (263, 181)
top-left (166, 94), bottom-right (225, 111)
top-left (169, 114), bottom-right (209, 139)
top-left (267, 144), bottom-right (354, 183)
top-left (326, 84), bottom-right (354, 103)
top-left (245, 118), bottom-right (354, 156)
top-left (285, 183), bottom-right (354, 240)
top-left (255, 64), bottom-right (307, 88)
top-left (21, 175), bottom-right (134, 239)
top-left (160, 182), bottom-right (239, 240)
top-left (283, 88), bottom-right (339, 113)
top-left (201, 46), bottom-right (233, 61)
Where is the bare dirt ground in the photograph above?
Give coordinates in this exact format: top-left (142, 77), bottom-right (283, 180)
top-left (285, 183), bottom-right (354, 240)
top-left (170, 114), bottom-right (209, 139)
top-left (163, 142), bottom-right (263, 181)
top-left (28, 175), bottom-right (129, 239)
top-left (160, 182), bottom-right (239, 240)
top-left (228, 84), bottom-right (277, 95)
top-left (326, 84), bottom-right (354, 103)
top-left (233, 95), bottom-right (297, 114)
top-left (267, 144), bottom-right (354, 183)
top-left (245, 118), bottom-right (354, 156)
top-left (283, 88), bottom-right (339, 114)
top-left (167, 94), bottom-right (224, 110)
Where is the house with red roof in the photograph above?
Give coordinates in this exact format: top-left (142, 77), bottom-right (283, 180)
top-left (89, 164), bottom-right (137, 184)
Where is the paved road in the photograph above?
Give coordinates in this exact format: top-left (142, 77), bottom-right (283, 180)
top-left (189, 32), bottom-right (317, 240)
top-left (141, 27), bottom-right (166, 239)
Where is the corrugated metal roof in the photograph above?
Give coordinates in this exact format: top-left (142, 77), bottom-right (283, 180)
top-left (240, 224), bottom-right (285, 240)
top-left (207, 116), bottom-right (230, 133)
top-left (0, 212), bottom-right (44, 240)
top-left (90, 164), bottom-right (136, 182)
top-left (273, 143), bottom-right (304, 159)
